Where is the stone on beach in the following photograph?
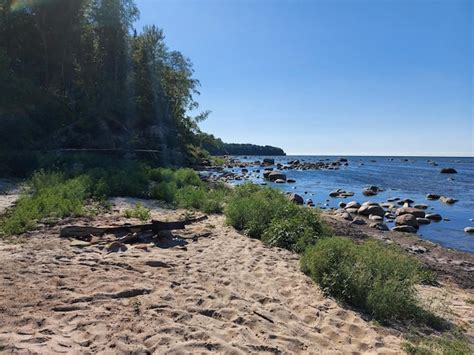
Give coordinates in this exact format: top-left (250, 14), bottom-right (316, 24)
top-left (425, 213), bottom-right (442, 221)
top-left (416, 218), bottom-right (431, 225)
top-left (357, 204), bottom-right (384, 217)
top-left (288, 193), bottom-right (304, 205)
top-left (395, 214), bottom-right (419, 228)
top-left (392, 225), bottom-right (417, 233)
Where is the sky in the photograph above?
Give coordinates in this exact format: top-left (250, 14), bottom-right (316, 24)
top-left (135, 0), bottom-right (473, 156)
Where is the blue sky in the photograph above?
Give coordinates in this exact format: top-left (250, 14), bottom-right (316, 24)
top-left (135, 0), bottom-right (473, 156)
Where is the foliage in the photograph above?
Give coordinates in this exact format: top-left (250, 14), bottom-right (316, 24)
top-left (195, 132), bottom-right (286, 156)
top-left (0, 171), bottom-right (90, 236)
top-left (123, 203), bottom-right (151, 221)
top-left (403, 330), bottom-right (472, 355)
top-left (225, 184), bottom-right (328, 244)
top-left (301, 237), bottom-right (427, 322)
top-left (0, 0), bottom-right (207, 167)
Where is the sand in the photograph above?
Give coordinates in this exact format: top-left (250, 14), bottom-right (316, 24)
top-left (0, 198), bottom-right (405, 354)
top-left (0, 198), bottom-right (472, 354)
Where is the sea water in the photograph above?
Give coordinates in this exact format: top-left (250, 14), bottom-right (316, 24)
top-left (228, 156), bottom-right (474, 253)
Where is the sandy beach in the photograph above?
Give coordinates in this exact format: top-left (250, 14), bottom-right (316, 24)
top-left (0, 197), bottom-right (472, 353)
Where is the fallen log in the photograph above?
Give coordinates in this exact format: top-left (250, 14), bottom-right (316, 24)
top-left (60, 215), bottom-right (208, 239)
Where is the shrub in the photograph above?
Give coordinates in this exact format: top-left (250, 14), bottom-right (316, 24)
top-left (225, 184), bottom-right (328, 242)
top-left (301, 237), bottom-right (425, 322)
top-left (123, 203), bottom-right (151, 221)
top-left (175, 184), bottom-right (229, 214)
top-left (148, 167), bottom-right (175, 183)
top-left (0, 171), bottom-right (91, 236)
top-left (174, 168), bottom-right (203, 188)
top-left (150, 181), bottom-right (178, 203)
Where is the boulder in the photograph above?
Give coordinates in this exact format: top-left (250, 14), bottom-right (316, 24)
top-left (362, 188), bottom-right (377, 196)
top-left (396, 207), bottom-right (425, 218)
top-left (464, 227), bottom-right (474, 234)
top-left (274, 179), bottom-right (286, 184)
top-left (369, 214), bottom-right (383, 222)
top-left (440, 196), bottom-right (458, 204)
top-left (413, 204), bottom-right (428, 210)
top-left (338, 202), bottom-right (347, 209)
top-left (440, 167), bottom-right (457, 174)
top-left (416, 218), bottom-right (431, 225)
top-left (287, 178), bottom-right (296, 183)
top-left (370, 223), bottom-right (389, 231)
top-left (358, 204), bottom-right (384, 217)
top-left (340, 212), bottom-right (353, 221)
top-left (263, 170), bottom-right (272, 179)
top-left (288, 193), bottom-right (304, 205)
top-left (408, 245), bottom-right (427, 254)
top-left (392, 225), bottom-right (417, 233)
top-left (351, 218), bottom-right (366, 225)
top-left (263, 158), bottom-right (275, 165)
top-left (268, 171), bottom-right (287, 182)
top-left (346, 208), bottom-right (359, 214)
top-left (425, 213), bottom-right (442, 221)
top-left (345, 201), bottom-right (361, 209)
top-left (395, 214), bottom-right (418, 228)
top-left (426, 193), bottom-right (440, 200)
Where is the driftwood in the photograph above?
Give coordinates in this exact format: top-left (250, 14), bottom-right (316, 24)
top-left (60, 215), bottom-right (208, 238)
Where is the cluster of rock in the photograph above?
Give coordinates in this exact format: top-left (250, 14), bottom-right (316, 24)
top-left (333, 200), bottom-right (444, 234)
top-left (222, 157), bottom-right (350, 172)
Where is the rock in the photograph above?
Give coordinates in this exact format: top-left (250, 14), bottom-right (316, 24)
top-left (387, 197), bottom-right (400, 202)
top-left (358, 204), bottom-right (384, 217)
top-left (338, 202), bottom-right (347, 208)
top-left (440, 196), bottom-right (458, 204)
top-left (351, 218), bottom-right (366, 225)
top-left (106, 241), bottom-right (128, 253)
top-left (396, 207), bottom-right (425, 218)
top-left (263, 158), bottom-right (275, 165)
top-left (392, 225), bottom-right (417, 233)
top-left (241, 168), bottom-right (248, 173)
top-left (288, 193), bottom-right (304, 205)
top-left (416, 218), bottom-right (431, 225)
top-left (395, 214), bottom-right (418, 228)
top-left (287, 178), bottom-right (296, 183)
top-left (369, 214), bottom-right (383, 222)
top-left (274, 179), bottom-right (286, 184)
top-left (340, 212), bottom-right (353, 221)
top-left (267, 171), bottom-right (287, 181)
top-left (425, 213), bottom-right (442, 221)
top-left (384, 212), bottom-right (396, 219)
top-left (345, 201), bottom-right (361, 209)
top-left (370, 222), bottom-right (389, 231)
top-left (408, 245), bottom-right (427, 254)
top-left (346, 208), bottom-right (359, 214)
top-left (440, 167), bottom-right (457, 174)
top-left (426, 193), bottom-right (440, 200)
top-left (263, 170), bottom-right (272, 179)
top-left (413, 204), bottom-right (428, 210)
top-left (464, 227), bottom-right (474, 234)
top-left (362, 189), bottom-right (377, 196)
top-left (329, 190), bottom-right (340, 197)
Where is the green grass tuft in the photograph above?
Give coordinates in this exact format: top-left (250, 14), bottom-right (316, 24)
top-left (123, 203), bottom-right (151, 221)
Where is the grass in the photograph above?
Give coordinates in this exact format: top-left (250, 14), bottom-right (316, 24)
top-left (0, 171), bottom-right (91, 236)
top-left (123, 203), bottom-right (151, 221)
top-left (300, 236), bottom-right (435, 322)
top-left (403, 330), bottom-right (472, 355)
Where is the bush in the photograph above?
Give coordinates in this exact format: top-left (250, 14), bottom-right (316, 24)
top-left (175, 184), bottom-right (229, 214)
top-left (403, 330), bottom-right (472, 355)
top-left (0, 171), bottom-right (91, 236)
top-left (123, 203), bottom-right (151, 221)
top-left (150, 181), bottom-right (178, 203)
top-left (225, 184), bottom-right (329, 242)
top-left (301, 237), bottom-right (425, 322)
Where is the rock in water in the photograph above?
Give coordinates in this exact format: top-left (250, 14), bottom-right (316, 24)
top-left (396, 207), bottom-right (425, 218)
top-left (426, 213), bottom-right (442, 221)
top-left (268, 171), bottom-right (287, 182)
top-left (464, 227), bottom-right (474, 234)
top-left (440, 196), bottom-right (458, 204)
top-left (426, 193), bottom-right (440, 200)
top-left (440, 167), bottom-right (457, 174)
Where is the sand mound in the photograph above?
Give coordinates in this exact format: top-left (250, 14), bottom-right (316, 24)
top-left (1, 200), bottom-right (405, 353)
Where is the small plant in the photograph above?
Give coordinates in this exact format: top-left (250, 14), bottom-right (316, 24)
top-left (403, 329), bottom-right (472, 355)
top-left (123, 203), bottom-right (151, 221)
top-left (301, 237), bottom-right (427, 322)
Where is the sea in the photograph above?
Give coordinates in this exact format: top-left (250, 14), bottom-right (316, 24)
top-left (225, 156), bottom-right (474, 253)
